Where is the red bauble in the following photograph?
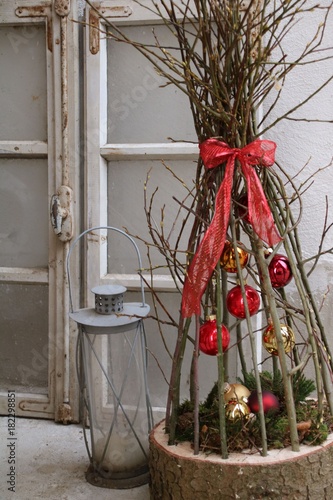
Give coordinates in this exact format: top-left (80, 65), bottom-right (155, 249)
top-left (268, 254), bottom-right (293, 288)
top-left (199, 317), bottom-right (230, 356)
top-left (237, 194), bottom-right (250, 223)
top-left (226, 285), bottom-right (260, 319)
top-left (248, 390), bottom-right (280, 413)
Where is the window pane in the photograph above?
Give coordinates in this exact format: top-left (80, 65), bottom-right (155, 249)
top-left (0, 26), bottom-right (47, 141)
top-left (107, 159), bottom-right (196, 273)
top-left (107, 25), bottom-right (196, 143)
top-left (0, 283), bottom-right (48, 393)
top-left (0, 159), bottom-right (48, 267)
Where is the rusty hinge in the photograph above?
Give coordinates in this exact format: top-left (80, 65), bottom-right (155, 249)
top-left (57, 402), bottom-right (73, 424)
top-left (89, 4), bottom-right (132, 55)
top-left (54, 0), bottom-right (71, 17)
top-left (15, 2), bottom-right (53, 51)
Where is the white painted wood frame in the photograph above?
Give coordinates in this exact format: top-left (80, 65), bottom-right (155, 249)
top-left (84, 0), bottom-right (198, 296)
top-left (0, 0), bottom-right (80, 421)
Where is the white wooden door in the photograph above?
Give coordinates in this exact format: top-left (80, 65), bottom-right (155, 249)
top-left (0, 0), bottom-right (80, 421)
top-left (84, 1), bottom-right (224, 418)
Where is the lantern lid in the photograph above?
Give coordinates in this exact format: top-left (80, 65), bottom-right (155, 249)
top-left (69, 302), bottom-right (150, 332)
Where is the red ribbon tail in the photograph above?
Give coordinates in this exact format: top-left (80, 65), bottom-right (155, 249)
top-left (181, 159), bottom-right (235, 318)
top-left (244, 164), bottom-right (282, 246)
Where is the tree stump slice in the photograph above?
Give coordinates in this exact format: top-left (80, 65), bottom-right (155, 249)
top-left (149, 420), bottom-right (333, 499)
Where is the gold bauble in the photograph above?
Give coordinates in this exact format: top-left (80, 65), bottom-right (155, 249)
top-left (224, 383), bottom-right (251, 404)
top-left (262, 323), bottom-right (295, 356)
top-left (225, 400), bottom-right (250, 421)
top-left (220, 241), bottom-right (248, 273)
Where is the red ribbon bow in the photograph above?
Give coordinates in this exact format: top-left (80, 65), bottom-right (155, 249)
top-left (181, 138), bottom-right (282, 318)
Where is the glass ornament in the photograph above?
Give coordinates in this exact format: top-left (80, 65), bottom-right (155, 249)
top-left (225, 400), bottom-right (250, 420)
top-left (220, 241), bottom-right (249, 273)
top-left (224, 382), bottom-right (251, 404)
top-left (199, 316), bottom-right (230, 355)
top-left (237, 193), bottom-right (250, 223)
top-left (268, 254), bottom-right (293, 288)
top-left (248, 390), bottom-right (280, 413)
top-left (226, 285), bottom-right (260, 319)
top-left (262, 323), bottom-right (295, 356)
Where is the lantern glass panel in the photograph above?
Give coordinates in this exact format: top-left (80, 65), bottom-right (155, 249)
top-left (81, 322), bottom-right (150, 477)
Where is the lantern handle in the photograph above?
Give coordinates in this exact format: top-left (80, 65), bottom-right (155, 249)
top-left (66, 226), bottom-right (146, 313)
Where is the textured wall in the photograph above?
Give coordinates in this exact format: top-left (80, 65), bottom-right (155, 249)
top-left (262, 2), bottom-right (333, 352)
top-left (264, 2), bottom-right (333, 259)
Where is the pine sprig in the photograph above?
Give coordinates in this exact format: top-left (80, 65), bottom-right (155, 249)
top-left (238, 370), bottom-right (315, 405)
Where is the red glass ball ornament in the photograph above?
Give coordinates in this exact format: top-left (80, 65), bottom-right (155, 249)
top-left (248, 390), bottom-right (280, 414)
top-left (226, 285), bottom-right (260, 319)
top-left (237, 194), bottom-right (250, 223)
top-left (268, 254), bottom-right (293, 288)
top-left (220, 241), bottom-right (249, 273)
top-left (199, 317), bottom-right (230, 356)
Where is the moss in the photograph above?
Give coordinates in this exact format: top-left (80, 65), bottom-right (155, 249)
top-left (305, 422), bottom-right (329, 446)
top-left (175, 378), bottom-right (332, 454)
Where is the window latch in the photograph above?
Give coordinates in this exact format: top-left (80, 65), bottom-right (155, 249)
top-left (50, 186), bottom-right (74, 242)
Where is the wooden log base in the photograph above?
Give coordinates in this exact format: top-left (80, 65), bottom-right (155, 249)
top-left (149, 420), bottom-right (333, 499)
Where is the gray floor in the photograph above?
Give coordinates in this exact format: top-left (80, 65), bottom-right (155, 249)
top-left (0, 417), bottom-right (150, 500)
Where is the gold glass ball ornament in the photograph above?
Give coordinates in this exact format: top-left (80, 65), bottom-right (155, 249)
top-left (220, 241), bottom-right (249, 273)
top-left (223, 382), bottom-right (251, 404)
top-left (262, 323), bottom-right (295, 356)
top-left (225, 400), bottom-right (250, 421)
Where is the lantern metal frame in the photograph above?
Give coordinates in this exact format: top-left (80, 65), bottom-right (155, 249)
top-left (67, 226), bottom-right (153, 489)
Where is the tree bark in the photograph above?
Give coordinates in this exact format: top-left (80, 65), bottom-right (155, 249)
top-left (149, 421), bottom-right (333, 500)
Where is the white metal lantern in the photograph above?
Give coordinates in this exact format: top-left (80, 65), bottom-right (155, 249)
top-left (67, 227), bottom-right (153, 489)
